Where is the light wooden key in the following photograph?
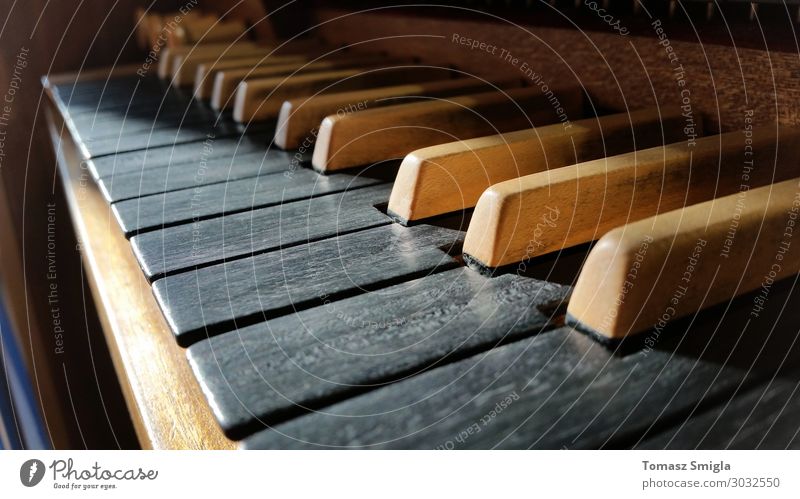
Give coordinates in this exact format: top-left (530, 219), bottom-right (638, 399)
top-left (462, 127), bottom-right (800, 271)
top-left (209, 54), bottom-right (393, 108)
top-left (139, 10), bottom-right (206, 48)
top-left (194, 54), bottom-right (308, 99)
top-left (167, 17), bottom-right (247, 48)
top-left (388, 107), bottom-right (687, 224)
top-left (172, 39), bottom-right (326, 86)
top-left (274, 77), bottom-right (520, 149)
top-left (157, 42), bottom-right (258, 79)
top-left (232, 66), bottom-right (454, 123)
top-left (313, 85), bottom-right (583, 172)
top-left (566, 177), bottom-right (800, 340)
top-left (173, 45), bottom-right (272, 85)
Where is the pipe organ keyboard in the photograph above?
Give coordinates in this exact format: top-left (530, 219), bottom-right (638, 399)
top-left (43, 2), bottom-right (800, 449)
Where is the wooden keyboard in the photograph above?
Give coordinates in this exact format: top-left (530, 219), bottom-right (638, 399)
top-left (42, 5), bottom-right (800, 449)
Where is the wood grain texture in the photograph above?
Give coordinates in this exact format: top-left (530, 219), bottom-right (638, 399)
top-left (638, 377), bottom-right (800, 449)
top-left (171, 45), bottom-right (269, 85)
top-left (167, 17), bottom-right (247, 49)
top-left (312, 85), bottom-right (583, 172)
top-left (567, 177), bottom-right (800, 339)
top-left (194, 54), bottom-right (308, 99)
top-left (243, 278), bottom-right (800, 449)
top-left (45, 90), bottom-right (235, 450)
top-left (97, 150), bottom-right (296, 202)
top-left (88, 132), bottom-right (272, 179)
top-left (157, 42), bottom-right (258, 79)
top-left (206, 53), bottom-right (393, 106)
top-left (274, 77), bottom-right (518, 149)
top-left (388, 107), bottom-right (687, 224)
top-left (463, 127), bottom-right (800, 269)
top-left (232, 66), bottom-right (454, 122)
top-left (154, 223), bottom-right (464, 346)
top-left (171, 39), bottom-right (325, 86)
top-left (113, 167), bottom-right (382, 236)
top-left (188, 267), bottom-right (569, 438)
top-left (130, 183), bottom-right (393, 279)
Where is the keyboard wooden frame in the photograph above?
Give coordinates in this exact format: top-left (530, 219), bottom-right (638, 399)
top-left (43, 69), bottom-right (234, 450)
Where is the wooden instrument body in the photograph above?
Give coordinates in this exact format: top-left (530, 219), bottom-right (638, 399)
top-left (31, 3), bottom-right (800, 449)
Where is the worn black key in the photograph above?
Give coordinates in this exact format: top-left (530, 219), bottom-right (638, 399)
top-left (79, 120), bottom-right (262, 158)
top-left (154, 223), bottom-right (463, 346)
top-left (638, 378), bottom-right (800, 449)
top-left (98, 150), bottom-right (287, 202)
top-left (61, 89), bottom-right (190, 116)
top-left (113, 168), bottom-right (383, 235)
top-left (242, 283), bottom-right (800, 448)
top-left (66, 100), bottom-right (199, 122)
top-left (54, 75), bottom-right (163, 98)
top-left (70, 108), bottom-right (217, 141)
top-left (188, 268), bottom-right (569, 438)
top-left (131, 183), bottom-right (393, 279)
top-left (87, 133), bottom-right (272, 179)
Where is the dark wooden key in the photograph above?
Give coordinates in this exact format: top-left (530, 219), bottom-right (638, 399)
top-left (53, 76), bottom-right (139, 95)
top-left (154, 223), bottom-right (463, 346)
top-left (113, 168), bottom-right (383, 236)
top-left (55, 80), bottom-right (169, 108)
top-left (188, 267), bottom-right (569, 438)
top-left (66, 100), bottom-right (199, 121)
top-left (87, 133), bottom-right (272, 179)
top-left (130, 183), bottom-right (393, 280)
top-left (241, 281), bottom-right (800, 448)
top-left (69, 108), bottom-right (217, 141)
top-left (638, 377), bottom-right (800, 449)
top-left (78, 120), bottom-right (265, 158)
top-left (97, 151), bottom-right (290, 202)
top-left (53, 75), bottom-right (163, 98)
top-left (61, 88), bottom-right (189, 116)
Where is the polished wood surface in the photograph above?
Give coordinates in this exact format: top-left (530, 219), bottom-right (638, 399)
top-left (387, 107), bottom-right (684, 224)
top-left (157, 41), bottom-right (258, 79)
top-left (462, 127), bottom-right (800, 269)
top-left (209, 54), bottom-right (391, 109)
top-left (193, 54), bottom-right (307, 99)
top-left (173, 39), bottom-right (325, 86)
top-left (44, 85), bottom-right (235, 450)
top-left (568, 177), bottom-right (800, 339)
top-left (170, 42), bottom-right (269, 85)
top-left (233, 66), bottom-right (449, 122)
top-left (274, 77), bottom-right (513, 149)
top-left (312, 85), bottom-right (583, 172)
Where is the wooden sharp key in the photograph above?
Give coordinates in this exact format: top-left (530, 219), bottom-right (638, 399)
top-left (312, 85), bottom-right (584, 172)
top-left (232, 66), bottom-right (455, 123)
top-left (167, 17), bottom-right (247, 48)
top-left (194, 54), bottom-right (308, 99)
top-left (274, 78), bottom-right (520, 150)
top-left (171, 40), bottom-right (324, 86)
top-left (388, 107), bottom-right (687, 224)
top-left (209, 54), bottom-right (395, 108)
top-left (157, 42), bottom-right (259, 79)
top-left (462, 127), bottom-right (800, 271)
top-left (566, 177), bottom-right (800, 341)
